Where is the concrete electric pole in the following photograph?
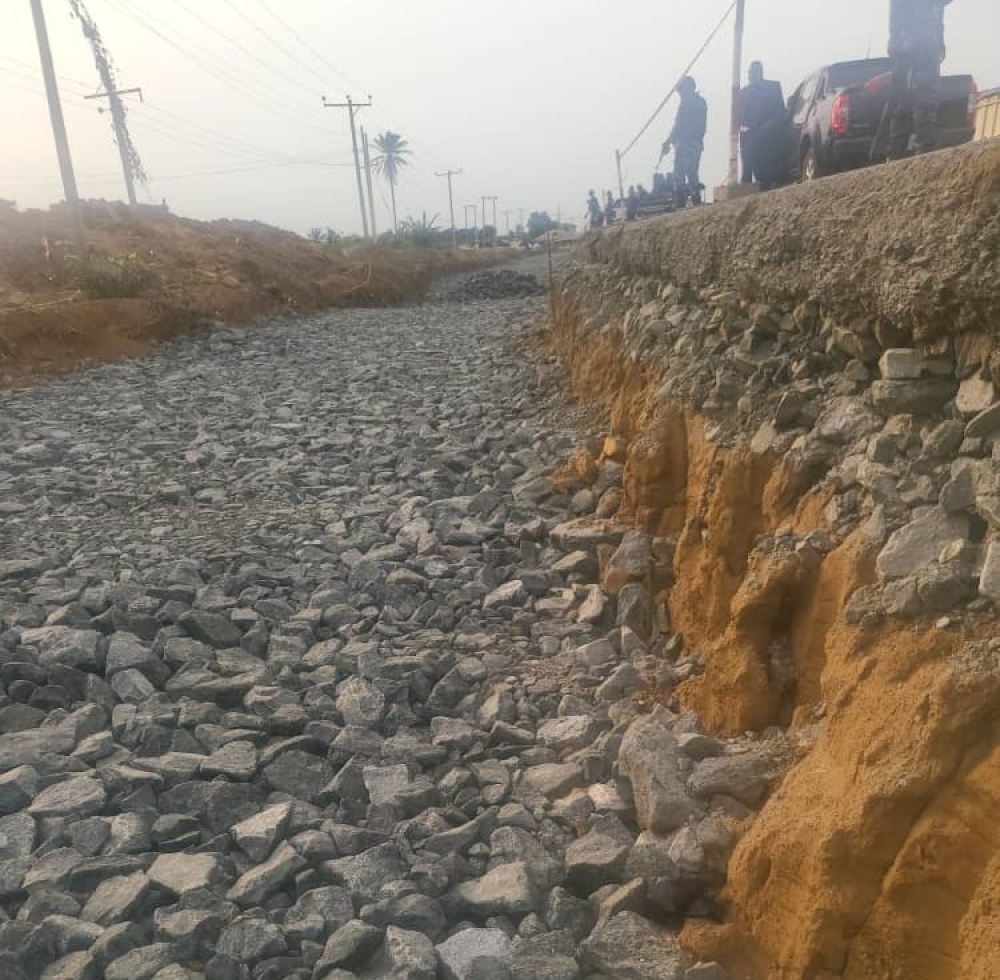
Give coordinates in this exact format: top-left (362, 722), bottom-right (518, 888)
top-left (30, 0), bottom-right (80, 211)
top-left (435, 169), bottom-right (461, 247)
top-left (323, 94), bottom-right (372, 239)
top-left (361, 127), bottom-right (378, 238)
top-left (84, 86), bottom-right (142, 206)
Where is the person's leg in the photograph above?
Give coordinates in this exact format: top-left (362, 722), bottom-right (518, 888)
top-left (888, 54), bottom-right (915, 160)
top-left (911, 55), bottom-right (941, 153)
top-left (740, 131), bottom-right (754, 184)
top-left (688, 150), bottom-right (703, 204)
top-left (673, 151), bottom-right (688, 208)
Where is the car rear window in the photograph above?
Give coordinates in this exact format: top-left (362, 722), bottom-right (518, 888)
top-left (828, 60), bottom-right (892, 92)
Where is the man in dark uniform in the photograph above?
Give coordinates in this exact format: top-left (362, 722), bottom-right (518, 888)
top-left (739, 61), bottom-right (787, 189)
top-left (888, 0), bottom-right (953, 158)
top-left (662, 76), bottom-right (708, 207)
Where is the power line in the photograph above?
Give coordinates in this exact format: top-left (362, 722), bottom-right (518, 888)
top-left (172, 0), bottom-right (320, 98)
top-left (620, 0), bottom-right (738, 158)
top-left (247, 0), bottom-right (366, 94)
top-left (96, 0), bottom-right (332, 135)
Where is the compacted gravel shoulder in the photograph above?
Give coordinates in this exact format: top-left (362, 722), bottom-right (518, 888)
top-left (0, 278), bottom-right (766, 980)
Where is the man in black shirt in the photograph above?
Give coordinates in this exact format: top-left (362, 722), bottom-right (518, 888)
top-left (662, 76), bottom-right (708, 206)
top-left (888, 0), bottom-right (953, 157)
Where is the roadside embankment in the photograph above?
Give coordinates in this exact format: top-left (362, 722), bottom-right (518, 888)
top-left (545, 140), bottom-right (1000, 980)
top-left (0, 200), bottom-right (496, 387)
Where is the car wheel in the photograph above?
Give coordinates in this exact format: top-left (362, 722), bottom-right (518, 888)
top-left (802, 149), bottom-right (822, 182)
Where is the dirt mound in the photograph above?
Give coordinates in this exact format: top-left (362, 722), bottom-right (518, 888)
top-left (0, 200), bottom-right (494, 387)
top-left (432, 268), bottom-right (546, 303)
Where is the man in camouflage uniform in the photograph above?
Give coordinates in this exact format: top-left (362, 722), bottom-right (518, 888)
top-left (662, 76), bottom-right (708, 207)
top-left (888, 0), bottom-right (953, 158)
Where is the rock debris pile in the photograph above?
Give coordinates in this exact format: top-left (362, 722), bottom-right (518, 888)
top-left (559, 263), bottom-right (1000, 626)
top-left (0, 296), bottom-right (774, 980)
top-left (431, 270), bottom-right (545, 304)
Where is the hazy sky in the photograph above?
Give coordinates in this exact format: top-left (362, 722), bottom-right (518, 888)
top-left (2, 0), bottom-right (997, 235)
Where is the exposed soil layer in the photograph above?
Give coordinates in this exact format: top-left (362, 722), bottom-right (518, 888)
top-left (0, 200), bottom-right (495, 387)
top-left (545, 142), bottom-right (1000, 979)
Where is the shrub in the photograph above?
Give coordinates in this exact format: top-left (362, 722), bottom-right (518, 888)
top-left (78, 253), bottom-right (157, 299)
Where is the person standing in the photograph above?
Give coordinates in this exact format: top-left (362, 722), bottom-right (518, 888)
top-left (587, 190), bottom-right (603, 230)
top-left (888, 0), bottom-right (953, 158)
top-left (739, 61), bottom-right (787, 189)
top-left (662, 76), bottom-right (708, 207)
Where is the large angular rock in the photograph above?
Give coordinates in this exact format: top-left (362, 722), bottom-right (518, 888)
top-left (382, 925), bottom-right (438, 980)
top-left (871, 379), bottom-right (957, 417)
top-left (453, 861), bottom-right (540, 918)
top-left (336, 676), bottom-right (386, 728)
top-left (261, 749), bottom-right (331, 802)
top-left (688, 752), bottom-right (770, 806)
top-left (536, 716), bottom-right (600, 753)
top-left (979, 541), bottom-right (1000, 602)
top-left (315, 919), bottom-right (383, 972)
top-left (564, 832), bottom-right (631, 895)
top-left (518, 763), bottom-right (583, 798)
top-left (148, 852), bottom-right (225, 896)
top-left (551, 519), bottom-right (625, 553)
top-left (230, 801), bottom-right (293, 862)
top-left (29, 776), bottom-right (106, 819)
top-left (321, 843), bottom-right (405, 904)
top-left (618, 714), bottom-right (695, 834)
top-left (18, 627), bottom-right (102, 672)
top-left (81, 872), bottom-right (152, 926)
top-left (178, 610), bottom-right (242, 648)
top-left (814, 397), bottom-right (881, 445)
top-left (579, 912), bottom-right (686, 980)
top-left (436, 928), bottom-right (513, 980)
top-left (217, 912), bottom-right (287, 964)
top-left (602, 531), bottom-right (653, 595)
top-left (226, 841), bottom-right (306, 906)
top-left (283, 885), bottom-right (355, 942)
top-left (876, 511), bottom-right (970, 581)
top-left (0, 765), bottom-right (40, 815)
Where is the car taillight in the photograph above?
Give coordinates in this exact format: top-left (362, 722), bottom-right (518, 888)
top-left (969, 79), bottom-right (979, 125)
top-left (863, 72), bottom-right (893, 96)
top-left (831, 93), bottom-right (850, 136)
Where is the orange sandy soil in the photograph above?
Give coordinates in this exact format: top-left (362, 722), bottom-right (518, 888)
top-left (0, 200), bottom-right (495, 388)
top-left (545, 291), bottom-right (1000, 980)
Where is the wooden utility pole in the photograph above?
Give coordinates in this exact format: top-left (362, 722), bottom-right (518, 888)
top-left (728, 0), bottom-right (747, 186)
top-left (361, 127), bottom-right (377, 238)
top-left (30, 0), bottom-right (80, 211)
top-left (85, 86), bottom-right (142, 206)
top-left (435, 168), bottom-right (461, 247)
top-left (323, 95), bottom-right (372, 239)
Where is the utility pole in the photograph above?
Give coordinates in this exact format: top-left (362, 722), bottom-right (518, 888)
top-left (84, 86), bottom-right (142, 206)
top-left (361, 127), bottom-right (377, 238)
top-left (30, 0), bottom-right (80, 212)
top-left (728, 0), bottom-right (747, 187)
top-left (435, 168), bottom-right (461, 247)
top-left (323, 94), bottom-right (372, 239)
top-left (464, 204), bottom-right (477, 245)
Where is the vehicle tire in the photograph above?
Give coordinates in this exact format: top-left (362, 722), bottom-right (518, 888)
top-left (801, 148), bottom-right (822, 182)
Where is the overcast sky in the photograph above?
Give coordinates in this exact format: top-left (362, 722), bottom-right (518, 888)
top-left (2, 0), bottom-right (996, 235)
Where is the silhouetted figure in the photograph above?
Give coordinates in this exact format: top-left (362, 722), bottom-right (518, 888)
top-left (587, 190), bottom-right (604, 230)
top-left (888, 0), bottom-right (952, 157)
top-left (662, 76), bottom-right (708, 206)
top-left (739, 60), bottom-right (786, 189)
top-left (626, 186), bottom-right (640, 220)
top-left (604, 191), bottom-right (615, 225)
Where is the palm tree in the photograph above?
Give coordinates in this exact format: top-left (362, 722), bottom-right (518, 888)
top-left (372, 131), bottom-right (412, 234)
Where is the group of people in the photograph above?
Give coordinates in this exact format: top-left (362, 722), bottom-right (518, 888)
top-left (585, 0), bottom-right (953, 231)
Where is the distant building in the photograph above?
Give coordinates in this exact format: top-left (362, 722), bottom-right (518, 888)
top-left (976, 88), bottom-right (1000, 141)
